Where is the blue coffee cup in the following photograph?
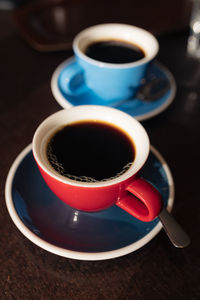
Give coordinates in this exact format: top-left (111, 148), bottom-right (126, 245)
top-left (58, 24), bottom-right (159, 104)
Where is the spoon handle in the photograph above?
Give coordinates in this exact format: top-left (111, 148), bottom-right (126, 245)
top-left (159, 208), bottom-right (191, 248)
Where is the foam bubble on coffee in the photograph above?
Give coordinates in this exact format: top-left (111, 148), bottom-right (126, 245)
top-left (47, 144), bottom-right (132, 182)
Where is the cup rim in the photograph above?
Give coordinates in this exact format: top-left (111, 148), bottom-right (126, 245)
top-left (73, 23), bottom-right (159, 69)
top-left (32, 106), bottom-right (150, 188)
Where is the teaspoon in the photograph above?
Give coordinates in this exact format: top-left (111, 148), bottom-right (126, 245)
top-left (112, 77), bottom-right (170, 107)
top-left (159, 208), bottom-right (191, 248)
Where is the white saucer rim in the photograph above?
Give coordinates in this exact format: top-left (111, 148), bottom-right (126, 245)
top-left (5, 144), bottom-right (174, 261)
top-left (50, 57), bottom-right (176, 121)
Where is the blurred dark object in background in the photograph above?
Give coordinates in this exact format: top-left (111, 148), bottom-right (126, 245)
top-left (0, 0), bottom-right (30, 10)
top-left (12, 0), bottom-right (192, 52)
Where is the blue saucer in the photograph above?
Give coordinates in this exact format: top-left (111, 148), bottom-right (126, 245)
top-left (51, 57), bottom-right (176, 121)
top-left (5, 145), bottom-right (174, 260)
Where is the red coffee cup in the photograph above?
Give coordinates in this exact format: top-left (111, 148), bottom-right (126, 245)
top-left (32, 106), bottom-right (162, 222)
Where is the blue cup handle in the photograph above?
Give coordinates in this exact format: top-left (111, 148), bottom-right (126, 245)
top-left (58, 61), bottom-right (88, 96)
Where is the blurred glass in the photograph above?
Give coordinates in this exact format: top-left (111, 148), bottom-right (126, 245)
top-left (187, 0), bottom-right (200, 58)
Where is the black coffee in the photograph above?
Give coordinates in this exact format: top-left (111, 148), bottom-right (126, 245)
top-left (46, 120), bottom-right (135, 182)
top-left (85, 39), bottom-right (145, 64)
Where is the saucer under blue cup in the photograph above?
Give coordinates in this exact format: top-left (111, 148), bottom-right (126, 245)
top-left (51, 57), bottom-right (176, 121)
top-left (5, 144), bottom-right (174, 261)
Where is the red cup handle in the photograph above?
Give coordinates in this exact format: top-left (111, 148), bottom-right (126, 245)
top-left (116, 178), bottom-right (163, 222)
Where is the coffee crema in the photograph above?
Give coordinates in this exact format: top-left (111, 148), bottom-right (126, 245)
top-left (46, 120), bottom-right (135, 182)
top-left (84, 39), bottom-right (145, 64)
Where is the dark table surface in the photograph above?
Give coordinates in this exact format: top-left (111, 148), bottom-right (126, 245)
top-left (1, 3), bottom-right (200, 300)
